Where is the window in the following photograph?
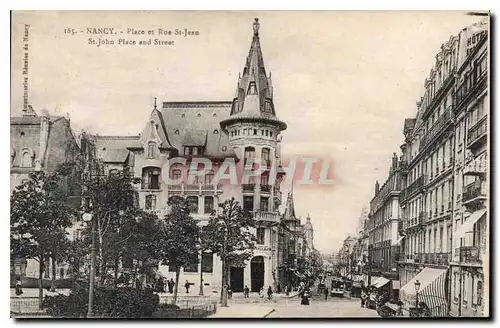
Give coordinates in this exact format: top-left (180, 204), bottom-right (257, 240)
top-left (254, 129), bottom-right (257, 135)
top-left (142, 167), bottom-right (161, 189)
top-left (262, 148), bottom-right (270, 166)
top-left (202, 253), bottom-right (213, 273)
top-left (204, 196), bottom-right (214, 214)
top-left (454, 273), bottom-right (459, 300)
top-left (265, 130), bottom-right (269, 137)
top-left (147, 141), bottom-right (156, 158)
top-left (145, 195), bottom-right (156, 211)
top-left (244, 147), bottom-right (255, 165)
top-left (184, 259), bottom-right (198, 272)
top-left (260, 197), bottom-right (269, 212)
top-left (256, 228), bottom-right (265, 245)
top-left (213, 129), bottom-right (219, 134)
top-left (261, 174), bottom-right (269, 186)
top-left (477, 280), bottom-right (483, 306)
top-left (122, 256), bottom-right (133, 269)
top-left (248, 82), bottom-right (257, 95)
top-left (205, 171), bottom-right (214, 184)
top-left (265, 101), bottom-right (272, 113)
top-left (175, 129), bottom-right (180, 134)
top-left (171, 169), bottom-right (182, 181)
top-left (243, 196), bottom-right (254, 212)
top-left (187, 196), bottom-right (198, 214)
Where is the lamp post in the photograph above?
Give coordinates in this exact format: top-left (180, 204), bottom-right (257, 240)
top-left (83, 212), bottom-right (96, 318)
top-left (414, 279), bottom-right (421, 315)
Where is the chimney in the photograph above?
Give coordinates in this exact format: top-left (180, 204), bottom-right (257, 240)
top-left (375, 181), bottom-right (380, 194)
top-left (392, 153), bottom-right (398, 170)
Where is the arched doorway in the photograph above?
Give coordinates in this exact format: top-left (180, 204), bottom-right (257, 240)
top-left (250, 256), bottom-right (265, 292)
top-left (230, 267), bottom-right (244, 292)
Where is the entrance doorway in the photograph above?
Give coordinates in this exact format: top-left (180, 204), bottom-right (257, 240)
top-left (230, 267), bottom-right (244, 292)
top-left (250, 256), bottom-right (265, 292)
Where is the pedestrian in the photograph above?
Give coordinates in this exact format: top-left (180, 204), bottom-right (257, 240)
top-left (300, 290), bottom-right (310, 305)
top-left (259, 286), bottom-right (265, 298)
top-left (15, 276), bottom-right (23, 296)
top-left (244, 285), bottom-right (250, 298)
top-left (267, 286), bottom-right (273, 301)
top-left (168, 278), bottom-right (174, 294)
top-left (185, 280), bottom-right (190, 294)
top-left (157, 277), bottom-right (164, 293)
top-left (285, 285), bottom-right (290, 296)
top-left (361, 289), bottom-right (368, 308)
top-left (277, 283), bottom-right (281, 294)
top-left (324, 287), bottom-right (329, 301)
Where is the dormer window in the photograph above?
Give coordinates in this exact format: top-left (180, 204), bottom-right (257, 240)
top-left (147, 141), bottom-right (156, 158)
top-left (213, 129), bottom-right (219, 134)
top-left (264, 101), bottom-right (272, 113)
top-left (248, 82), bottom-right (257, 95)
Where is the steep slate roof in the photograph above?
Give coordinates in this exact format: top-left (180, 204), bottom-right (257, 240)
top-left (220, 18), bottom-right (287, 131)
top-left (96, 136), bottom-right (139, 163)
top-left (160, 101), bottom-right (236, 158)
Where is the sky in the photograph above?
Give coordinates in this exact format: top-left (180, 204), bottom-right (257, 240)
top-left (11, 11), bottom-right (484, 254)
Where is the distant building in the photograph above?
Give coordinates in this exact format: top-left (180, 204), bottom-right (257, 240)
top-left (367, 153), bottom-right (402, 281)
top-left (10, 106), bottom-right (80, 280)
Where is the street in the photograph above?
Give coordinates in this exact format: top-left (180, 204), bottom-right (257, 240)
top-left (268, 296), bottom-right (379, 318)
top-left (211, 293), bottom-right (380, 318)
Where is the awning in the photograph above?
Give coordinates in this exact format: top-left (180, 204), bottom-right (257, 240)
top-left (369, 276), bottom-right (382, 286)
top-left (455, 209), bottom-right (487, 238)
top-left (372, 277), bottom-right (390, 288)
top-left (399, 267), bottom-right (448, 317)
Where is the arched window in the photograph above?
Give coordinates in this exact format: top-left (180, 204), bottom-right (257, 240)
top-left (147, 141), bottom-right (156, 158)
top-left (244, 147), bottom-right (255, 165)
top-left (204, 196), bottom-right (214, 214)
top-left (248, 82), bottom-right (257, 95)
top-left (20, 149), bottom-right (33, 168)
top-left (142, 167), bottom-right (161, 189)
top-left (187, 196), bottom-right (198, 214)
top-left (171, 169), bottom-right (182, 182)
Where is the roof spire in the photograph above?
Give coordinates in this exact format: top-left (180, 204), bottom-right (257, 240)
top-left (253, 18), bottom-right (260, 36)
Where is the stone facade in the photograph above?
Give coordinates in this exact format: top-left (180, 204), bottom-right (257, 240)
top-left (92, 19), bottom-right (299, 294)
top-left (367, 153), bottom-right (402, 278)
top-left (10, 107), bottom-right (80, 280)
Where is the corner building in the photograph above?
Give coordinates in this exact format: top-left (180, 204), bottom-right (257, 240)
top-left (95, 19), bottom-right (287, 294)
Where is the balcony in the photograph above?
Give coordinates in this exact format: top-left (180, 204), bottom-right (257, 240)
top-left (453, 62), bottom-right (487, 111)
top-left (462, 180), bottom-right (487, 206)
top-left (253, 211), bottom-right (279, 223)
top-left (467, 117), bottom-right (487, 150)
top-left (463, 154), bottom-right (487, 176)
top-left (458, 246), bottom-right (481, 264)
top-left (242, 184), bottom-right (256, 192)
top-left (419, 107), bottom-right (453, 152)
top-left (415, 252), bottom-right (451, 265)
top-left (167, 183), bottom-right (223, 195)
top-left (260, 184), bottom-right (271, 193)
top-left (406, 175), bottom-right (427, 196)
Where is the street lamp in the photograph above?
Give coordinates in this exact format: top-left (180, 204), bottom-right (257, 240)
top-left (83, 212), bottom-right (96, 318)
top-left (414, 279), bottom-right (421, 313)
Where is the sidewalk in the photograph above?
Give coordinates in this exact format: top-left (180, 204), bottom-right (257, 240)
top-left (210, 303), bottom-right (275, 318)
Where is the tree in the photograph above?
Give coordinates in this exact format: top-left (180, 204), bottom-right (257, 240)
top-left (82, 168), bottom-right (143, 286)
top-left (11, 164), bottom-right (77, 309)
top-left (204, 198), bottom-right (256, 307)
top-left (156, 197), bottom-right (199, 305)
